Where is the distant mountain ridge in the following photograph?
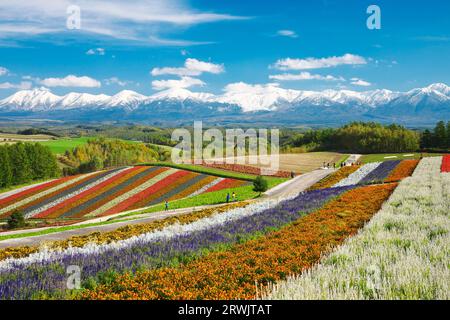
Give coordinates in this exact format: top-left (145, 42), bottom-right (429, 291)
top-left (0, 83), bottom-right (449, 125)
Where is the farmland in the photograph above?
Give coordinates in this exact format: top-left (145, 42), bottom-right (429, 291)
top-left (0, 133), bottom-right (57, 143)
top-left (0, 154), bottom-right (441, 300)
top-left (212, 152), bottom-right (347, 174)
top-left (0, 166), bottom-right (250, 221)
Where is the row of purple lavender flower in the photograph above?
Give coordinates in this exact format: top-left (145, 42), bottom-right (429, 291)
top-left (359, 160), bottom-right (401, 184)
top-left (0, 186), bottom-right (355, 299)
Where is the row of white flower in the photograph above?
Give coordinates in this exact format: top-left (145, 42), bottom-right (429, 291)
top-left (0, 172), bottom-right (99, 216)
top-left (333, 162), bottom-right (381, 187)
top-left (25, 167), bottom-right (132, 219)
top-left (264, 157), bottom-right (449, 300)
top-left (85, 168), bottom-right (178, 217)
top-left (0, 189), bottom-right (303, 272)
top-left (0, 179), bottom-right (58, 201)
top-left (186, 177), bottom-right (224, 198)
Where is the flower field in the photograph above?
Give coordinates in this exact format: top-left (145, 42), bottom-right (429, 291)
top-left (0, 166), bottom-right (249, 220)
top-left (264, 157), bottom-right (449, 300)
top-left (0, 157), bottom-right (436, 300)
top-left (308, 166), bottom-right (360, 190)
top-left (202, 162), bottom-right (292, 178)
top-left (329, 160), bottom-right (417, 188)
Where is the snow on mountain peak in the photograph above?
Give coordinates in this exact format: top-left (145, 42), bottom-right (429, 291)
top-left (0, 83), bottom-right (448, 113)
top-left (148, 88), bottom-right (214, 102)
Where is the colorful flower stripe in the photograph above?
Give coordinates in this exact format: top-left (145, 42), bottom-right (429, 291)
top-left (167, 175), bottom-right (215, 201)
top-left (34, 167), bottom-right (136, 219)
top-left (147, 173), bottom-right (208, 206)
top-left (186, 177), bottom-right (224, 198)
top-left (358, 160), bottom-right (400, 185)
top-left (0, 185), bottom-right (352, 298)
top-left (204, 178), bottom-right (246, 193)
top-left (85, 168), bottom-right (177, 217)
top-left (63, 166), bottom-right (163, 218)
top-left (0, 171), bottom-right (100, 218)
top-left (114, 170), bottom-right (195, 213)
top-left (17, 171), bottom-right (107, 219)
top-left (24, 168), bottom-right (126, 219)
top-left (203, 162), bottom-right (291, 178)
top-left (308, 166), bottom-right (360, 191)
top-left (0, 176), bottom-right (74, 208)
top-left (441, 154), bottom-right (450, 172)
top-left (333, 162), bottom-right (381, 187)
top-left (82, 184), bottom-right (396, 300)
top-left (384, 159), bottom-right (419, 182)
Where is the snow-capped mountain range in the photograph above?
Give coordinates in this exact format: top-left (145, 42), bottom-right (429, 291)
top-left (0, 83), bottom-right (449, 125)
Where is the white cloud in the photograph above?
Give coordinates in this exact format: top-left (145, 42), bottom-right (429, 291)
top-left (350, 78), bottom-right (371, 86)
top-left (0, 81), bottom-right (32, 89)
top-left (152, 76), bottom-right (205, 90)
top-left (39, 75), bottom-right (101, 88)
top-left (0, 66), bottom-right (9, 76)
top-left (86, 48), bottom-right (105, 55)
top-left (151, 58), bottom-right (224, 76)
top-left (273, 54), bottom-right (367, 70)
top-left (269, 72), bottom-right (343, 81)
top-left (0, 1), bottom-right (247, 43)
top-left (104, 77), bottom-right (129, 87)
top-left (276, 30), bottom-right (298, 38)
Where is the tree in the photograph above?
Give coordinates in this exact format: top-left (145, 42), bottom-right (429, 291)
top-left (0, 146), bottom-right (12, 188)
top-left (421, 129), bottom-right (432, 148)
top-left (253, 176), bottom-right (268, 194)
top-left (7, 210), bottom-right (27, 229)
top-left (434, 121), bottom-right (447, 148)
top-left (447, 121), bottom-right (450, 148)
top-left (8, 143), bottom-right (32, 185)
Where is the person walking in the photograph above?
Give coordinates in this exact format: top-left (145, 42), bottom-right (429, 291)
top-left (164, 200), bottom-right (169, 211)
top-left (232, 191), bottom-right (236, 202)
top-left (226, 192), bottom-right (230, 203)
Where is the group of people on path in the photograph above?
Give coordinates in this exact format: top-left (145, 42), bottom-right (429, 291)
top-left (323, 160), bottom-right (362, 169)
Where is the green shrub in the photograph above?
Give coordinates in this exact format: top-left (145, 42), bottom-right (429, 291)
top-left (7, 210), bottom-right (27, 230)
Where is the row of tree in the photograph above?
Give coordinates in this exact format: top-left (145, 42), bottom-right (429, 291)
top-left (62, 138), bottom-right (159, 174)
top-left (282, 122), bottom-right (420, 153)
top-left (0, 143), bottom-right (59, 188)
top-left (421, 121), bottom-right (450, 149)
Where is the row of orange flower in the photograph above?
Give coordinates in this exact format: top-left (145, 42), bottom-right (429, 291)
top-left (384, 160), bottom-right (419, 182)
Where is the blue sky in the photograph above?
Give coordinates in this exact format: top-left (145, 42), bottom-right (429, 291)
top-left (0, 0), bottom-right (449, 98)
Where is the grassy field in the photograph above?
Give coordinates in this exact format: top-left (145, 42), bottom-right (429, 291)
top-left (38, 137), bottom-right (91, 154)
top-left (360, 152), bottom-right (444, 163)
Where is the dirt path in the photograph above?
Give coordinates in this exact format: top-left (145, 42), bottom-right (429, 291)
top-left (0, 168), bottom-right (335, 249)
